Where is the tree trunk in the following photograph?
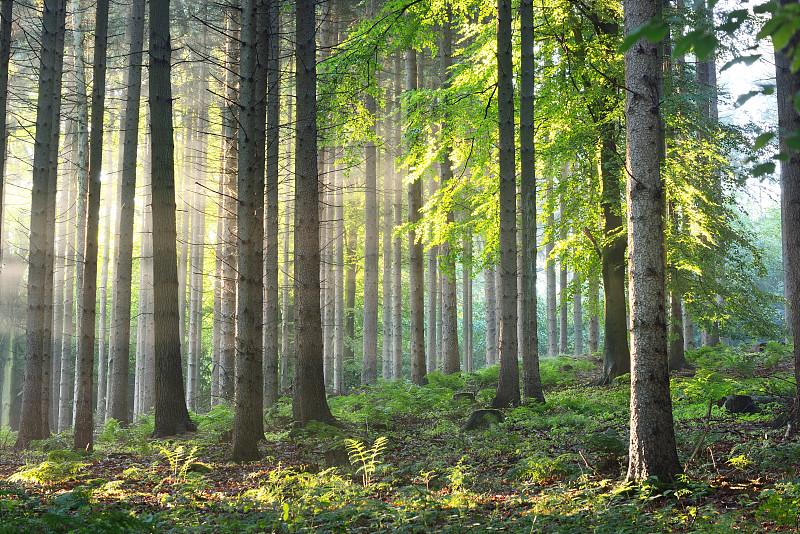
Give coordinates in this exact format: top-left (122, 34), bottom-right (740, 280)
top-left (281, 86), bottom-right (293, 392)
top-left (96, 184), bottom-right (112, 417)
top-left (484, 262), bottom-right (496, 366)
top-left (381, 91), bottom-right (393, 381)
top-left (219, 2), bottom-right (239, 404)
top-left (491, 0), bottom-right (519, 408)
top-left (16, 0), bottom-right (66, 450)
top-left (150, 0), bottom-right (196, 437)
top-left (406, 47), bottom-right (426, 385)
top-left (624, 0), bottom-right (680, 481)
top-left (59, 127), bottom-right (78, 432)
top-left (232, 0), bottom-right (268, 460)
top-left (263, 0), bottom-right (280, 408)
top-left (333, 159), bottom-right (344, 393)
top-left (597, 122), bottom-right (630, 384)
top-left (545, 176), bottom-right (557, 358)
top-left (392, 53), bottom-right (403, 380)
top-left (108, 0), bottom-right (144, 426)
top-left (293, 0), bottom-right (334, 425)
top-left (0, 0), bottom-right (10, 274)
top-left (463, 236), bottom-right (473, 373)
top-left (587, 275), bottom-right (600, 353)
top-left (774, 0), bottom-right (800, 426)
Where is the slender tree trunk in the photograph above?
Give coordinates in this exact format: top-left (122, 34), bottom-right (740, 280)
top-left (59, 136), bottom-right (77, 432)
top-left (16, 0), bottom-right (67, 449)
top-left (96, 188), bottom-right (112, 416)
top-left (587, 275), bottom-right (600, 353)
top-left (150, 0), bottom-right (196, 437)
top-left (0, 0), bottom-right (10, 274)
top-left (381, 92), bottom-right (393, 380)
top-left (440, 10), bottom-right (459, 377)
top-left (491, 0), bottom-right (519, 408)
top-left (263, 0), bottom-right (280, 408)
top-left (219, 2), bottom-right (239, 403)
top-left (281, 88), bottom-right (293, 392)
top-left (545, 176), bottom-right (557, 358)
top-left (392, 53), bottom-right (403, 380)
top-left (484, 262), bottom-right (496, 366)
top-left (625, 0), bottom-right (680, 481)
top-left (108, 0), bottom-right (144, 425)
top-left (463, 235), bottom-right (473, 373)
top-left (333, 159), bottom-right (344, 393)
top-left (293, 0), bottom-right (334, 425)
top-left (406, 47), bottom-right (426, 385)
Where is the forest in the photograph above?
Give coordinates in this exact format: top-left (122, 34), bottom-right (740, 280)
top-left (0, 0), bottom-right (799, 531)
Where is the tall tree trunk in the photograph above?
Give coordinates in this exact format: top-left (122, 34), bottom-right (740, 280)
top-left (96, 187), bottom-right (112, 416)
top-left (219, 2), bottom-right (239, 403)
top-left (406, 47), bottom-right (426, 385)
top-left (59, 130), bottom-right (77, 432)
top-left (74, 0), bottom-right (109, 451)
top-left (463, 235), bottom-right (473, 373)
top-left (545, 176), bottom-right (557, 358)
top-left (587, 274), bottom-right (600, 353)
top-left (293, 0), bottom-right (334, 425)
top-left (232, 0), bottom-right (268, 460)
top-left (625, 0), bottom-right (680, 481)
top-left (519, 0), bottom-right (542, 399)
top-left (150, 0), bottom-right (196, 437)
top-left (108, 0), bottom-right (144, 425)
top-left (774, 0), bottom-right (800, 426)
top-left (333, 159), bottom-right (344, 393)
top-left (491, 0), bottom-right (519, 408)
top-left (391, 53), bottom-right (403, 380)
top-left (281, 86), bottom-right (293, 392)
top-left (16, 0), bottom-right (67, 449)
top-left (381, 91), bottom-right (393, 380)
top-left (484, 261), bottom-right (496, 366)
top-left (263, 0), bottom-right (280, 408)
top-left (0, 0), bottom-right (10, 274)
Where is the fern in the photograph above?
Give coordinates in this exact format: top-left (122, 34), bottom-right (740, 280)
top-left (158, 443), bottom-right (199, 481)
top-left (344, 436), bottom-right (388, 487)
top-left (9, 460), bottom-right (87, 487)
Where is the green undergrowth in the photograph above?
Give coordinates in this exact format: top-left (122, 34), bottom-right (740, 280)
top-left (0, 346), bottom-right (797, 533)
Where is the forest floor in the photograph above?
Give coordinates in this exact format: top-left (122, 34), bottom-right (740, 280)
top-left (0, 343), bottom-right (798, 533)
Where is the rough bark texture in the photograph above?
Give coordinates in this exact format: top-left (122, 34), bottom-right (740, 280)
top-left (520, 0), bottom-right (543, 402)
top-left (0, 0), bottom-right (9, 272)
top-left (149, 0), bottom-right (195, 438)
top-left (774, 0), bottom-right (800, 426)
top-left (293, 0), bottom-right (334, 425)
top-left (232, 0), bottom-right (268, 460)
top-left (263, 0), bottom-right (280, 408)
top-left (624, 0), bottom-right (681, 481)
top-left (491, 0), bottom-right (519, 408)
top-left (16, 0), bottom-right (66, 449)
top-left (108, 0), bottom-right (144, 425)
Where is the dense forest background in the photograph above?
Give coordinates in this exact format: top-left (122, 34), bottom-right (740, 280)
top-left (0, 0), bottom-right (797, 482)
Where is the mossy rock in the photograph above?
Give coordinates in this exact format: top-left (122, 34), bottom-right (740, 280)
top-left (461, 409), bottom-right (504, 432)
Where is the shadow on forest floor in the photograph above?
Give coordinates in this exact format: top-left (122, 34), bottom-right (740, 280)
top-left (0, 342), bottom-right (798, 533)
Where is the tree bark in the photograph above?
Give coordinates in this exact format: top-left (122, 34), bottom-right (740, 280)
top-left (587, 274), bottom-right (600, 353)
top-left (519, 0), bottom-right (540, 402)
top-left (624, 0), bottom-right (681, 481)
top-left (293, 0), bottom-right (334, 425)
top-left (484, 262), bottom-right (496, 366)
top-left (774, 0), bottom-right (800, 426)
top-left (381, 90), bottom-right (393, 380)
top-left (107, 0), bottom-right (144, 426)
top-left (263, 0), bottom-right (280, 408)
top-left (0, 0), bottom-right (10, 275)
top-left (545, 176), bottom-right (557, 358)
top-left (491, 0), bottom-right (519, 408)
top-left (16, 0), bottom-right (66, 449)
top-left (405, 47), bottom-right (426, 385)
top-left (150, 0), bottom-right (196, 438)
top-left (392, 53), bottom-right (403, 380)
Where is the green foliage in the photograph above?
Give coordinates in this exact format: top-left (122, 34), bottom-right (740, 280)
top-left (158, 443), bottom-right (200, 482)
top-left (586, 429), bottom-right (627, 456)
top-left (344, 436), bottom-right (389, 487)
top-left (757, 481), bottom-right (800, 528)
top-left (506, 454), bottom-right (577, 483)
top-left (9, 459), bottom-right (87, 487)
top-left (0, 426), bottom-right (17, 448)
top-left (197, 404), bottom-right (234, 434)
